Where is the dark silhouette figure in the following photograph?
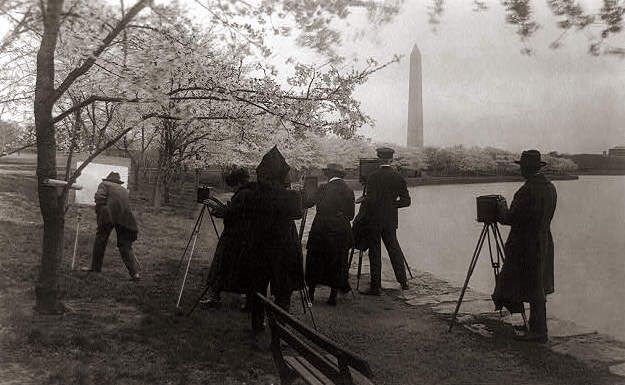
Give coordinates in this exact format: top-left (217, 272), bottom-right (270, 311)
top-left (493, 150), bottom-right (557, 343)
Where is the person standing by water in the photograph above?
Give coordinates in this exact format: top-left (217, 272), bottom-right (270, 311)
top-left (360, 147), bottom-right (411, 295)
top-left (88, 172), bottom-right (140, 280)
top-left (493, 149), bottom-right (557, 343)
top-left (305, 163), bottom-right (355, 306)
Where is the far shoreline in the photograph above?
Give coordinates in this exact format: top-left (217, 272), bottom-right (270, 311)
top-left (344, 173), bottom-right (579, 189)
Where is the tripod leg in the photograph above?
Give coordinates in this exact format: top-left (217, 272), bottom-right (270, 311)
top-left (493, 224), bottom-right (506, 262)
top-left (449, 224), bottom-right (489, 332)
top-left (402, 253), bottom-right (414, 280)
top-left (177, 206), bottom-right (205, 271)
top-left (348, 248), bottom-right (355, 269)
top-left (207, 209), bottom-right (220, 239)
top-left (176, 228), bottom-right (201, 308)
top-left (356, 250), bottom-right (363, 291)
top-left (186, 283), bottom-right (213, 316)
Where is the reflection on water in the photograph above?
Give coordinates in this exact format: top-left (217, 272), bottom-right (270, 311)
top-left (393, 175), bottom-right (625, 340)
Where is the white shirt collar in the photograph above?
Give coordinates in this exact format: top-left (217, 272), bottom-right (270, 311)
top-left (329, 177), bottom-right (342, 182)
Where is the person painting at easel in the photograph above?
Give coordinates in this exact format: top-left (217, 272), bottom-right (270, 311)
top-left (85, 171), bottom-right (140, 281)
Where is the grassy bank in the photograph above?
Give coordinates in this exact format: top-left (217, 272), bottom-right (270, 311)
top-left (0, 159), bottom-right (620, 385)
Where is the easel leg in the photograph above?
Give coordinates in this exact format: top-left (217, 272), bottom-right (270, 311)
top-left (71, 213), bottom-right (81, 270)
top-left (449, 224), bottom-right (489, 332)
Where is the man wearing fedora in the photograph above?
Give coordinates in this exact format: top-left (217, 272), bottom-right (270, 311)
top-left (89, 171), bottom-right (140, 280)
top-left (305, 163), bottom-right (355, 306)
top-left (493, 149), bottom-right (557, 343)
top-left (360, 147), bottom-right (411, 295)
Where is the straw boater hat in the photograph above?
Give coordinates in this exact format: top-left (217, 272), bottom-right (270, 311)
top-left (515, 150), bottom-right (547, 168)
top-left (322, 163), bottom-right (346, 178)
top-left (376, 146), bottom-right (395, 159)
top-left (102, 171), bottom-right (124, 184)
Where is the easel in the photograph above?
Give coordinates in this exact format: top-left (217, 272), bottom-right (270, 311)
top-left (41, 178), bottom-right (83, 270)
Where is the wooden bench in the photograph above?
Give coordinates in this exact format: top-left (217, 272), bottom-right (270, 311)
top-left (258, 293), bottom-right (375, 385)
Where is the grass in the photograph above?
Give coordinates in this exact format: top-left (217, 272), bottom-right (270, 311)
top-left (0, 158), bottom-right (621, 385)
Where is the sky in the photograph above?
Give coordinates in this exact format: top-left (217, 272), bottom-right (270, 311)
top-left (265, 0), bottom-right (625, 154)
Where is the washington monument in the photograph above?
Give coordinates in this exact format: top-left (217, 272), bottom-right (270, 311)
top-left (407, 44), bottom-right (423, 148)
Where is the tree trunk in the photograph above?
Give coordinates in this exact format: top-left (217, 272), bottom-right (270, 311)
top-left (34, 0), bottom-right (66, 314)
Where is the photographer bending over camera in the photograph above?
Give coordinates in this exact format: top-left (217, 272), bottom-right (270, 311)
top-left (493, 150), bottom-right (557, 343)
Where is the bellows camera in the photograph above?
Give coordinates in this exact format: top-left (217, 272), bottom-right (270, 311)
top-left (476, 195), bottom-right (505, 223)
top-left (197, 185), bottom-right (212, 203)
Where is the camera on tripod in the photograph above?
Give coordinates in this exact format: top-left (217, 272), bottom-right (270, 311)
top-left (476, 195), bottom-right (506, 224)
top-left (197, 185), bottom-right (212, 203)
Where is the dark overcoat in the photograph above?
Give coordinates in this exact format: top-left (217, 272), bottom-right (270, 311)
top-left (220, 182), bottom-right (304, 295)
top-left (305, 179), bottom-right (355, 291)
top-left (492, 173), bottom-right (557, 311)
top-left (94, 181), bottom-right (138, 235)
top-left (363, 166), bottom-right (411, 230)
top-left (205, 184), bottom-right (252, 289)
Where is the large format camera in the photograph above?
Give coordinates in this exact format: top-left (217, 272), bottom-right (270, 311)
top-left (476, 195), bottom-right (506, 224)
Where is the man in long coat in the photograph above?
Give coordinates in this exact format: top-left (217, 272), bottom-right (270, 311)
top-left (90, 171), bottom-right (140, 280)
top-left (493, 149), bottom-right (557, 343)
top-left (305, 163), bottom-right (355, 306)
top-left (361, 147), bottom-right (411, 295)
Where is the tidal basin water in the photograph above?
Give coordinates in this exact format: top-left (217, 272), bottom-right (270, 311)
top-left (395, 175), bottom-right (625, 341)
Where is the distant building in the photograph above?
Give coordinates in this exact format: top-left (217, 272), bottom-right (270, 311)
top-left (608, 146), bottom-right (625, 158)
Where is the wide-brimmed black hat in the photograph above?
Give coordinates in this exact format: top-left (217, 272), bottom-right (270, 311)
top-left (256, 146), bottom-right (290, 183)
top-left (102, 171), bottom-right (124, 184)
top-left (322, 163), bottom-right (346, 178)
top-left (376, 146), bottom-right (395, 159)
top-left (515, 150), bottom-right (547, 167)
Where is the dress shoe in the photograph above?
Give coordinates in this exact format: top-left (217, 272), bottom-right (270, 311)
top-left (359, 287), bottom-right (381, 296)
top-left (514, 332), bottom-right (548, 343)
top-left (400, 282), bottom-right (410, 290)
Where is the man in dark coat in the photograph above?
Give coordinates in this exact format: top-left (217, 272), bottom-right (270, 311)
top-left (223, 146), bottom-right (304, 334)
top-left (305, 163), bottom-right (355, 306)
top-left (493, 149), bottom-right (557, 343)
top-left (361, 147), bottom-right (411, 295)
top-left (89, 171), bottom-right (140, 280)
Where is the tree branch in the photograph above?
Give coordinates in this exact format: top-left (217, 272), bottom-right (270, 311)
top-left (53, 0), bottom-right (150, 101)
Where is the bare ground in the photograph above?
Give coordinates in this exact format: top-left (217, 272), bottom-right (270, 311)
top-left (0, 156), bottom-right (622, 385)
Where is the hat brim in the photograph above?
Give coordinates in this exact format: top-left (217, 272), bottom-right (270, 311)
top-left (514, 160), bottom-right (547, 167)
top-left (102, 178), bottom-right (124, 184)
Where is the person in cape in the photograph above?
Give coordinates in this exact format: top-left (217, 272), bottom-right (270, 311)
top-left (89, 171), bottom-right (140, 280)
top-left (218, 146), bottom-right (305, 334)
top-left (493, 149), bottom-right (557, 343)
top-left (305, 163), bottom-right (355, 306)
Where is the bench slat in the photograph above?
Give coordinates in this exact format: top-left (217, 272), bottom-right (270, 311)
top-left (277, 323), bottom-right (344, 383)
top-left (258, 294), bottom-right (373, 377)
top-left (284, 355), bottom-right (332, 385)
